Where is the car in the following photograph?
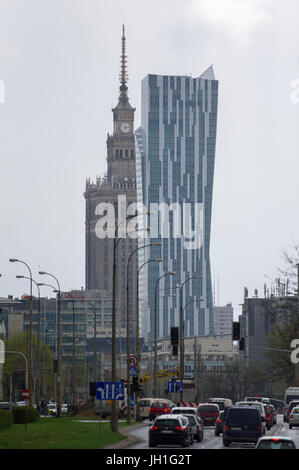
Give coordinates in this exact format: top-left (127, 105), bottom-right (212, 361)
top-left (47, 403), bottom-right (57, 416)
top-left (148, 399), bottom-right (176, 421)
top-left (137, 398), bottom-right (157, 420)
top-left (289, 406), bottom-right (299, 429)
top-left (285, 400), bottom-right (299, 422)
top-left (256, 436), bottom-right (296, 449)
top-left (269, 405), bottom-right (277, 424)
top-left (215, 406), bottom-right (232, 436)
top-left (234, 401), bottom-right (266, 433)
top-left (208, 398), bottom-right (233, 411)
top-left (0, 402), bottom-right (14, 410)
top-left (263, 403), bottom-right (274, 429)
top-left (61, 404), bottom-right (68, 414)
top-left (245, 396), bottom-right (270, 404)
top-left (197, 403), bottom-right (220, 426)
top-left (171, 406), bottom-right (198, 416)
top-left (149, 414), bottom-right (193, 448)
top-left (215, 411), bottom-right (224, 436)
top-left (223, 406), bottom-right (263, 447)
top-left (178, 413), bottom-right (204, 442)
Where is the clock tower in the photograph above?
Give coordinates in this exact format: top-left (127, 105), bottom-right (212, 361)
top-left (107, 25), bottom-right (136, 186)
top-left (84, 26), bottom-right (138, 354)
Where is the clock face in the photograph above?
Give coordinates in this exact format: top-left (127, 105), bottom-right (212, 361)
top-left (120, 122), bottom-right (130, 133)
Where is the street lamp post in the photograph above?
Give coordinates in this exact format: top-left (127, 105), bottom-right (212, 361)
top-left (38, 272), bottom-right (62, 417)
top-left (135, 257), bottom-right (163, 420)
top-left (9, 259), bottom-right (33, 406)
top-left (179, 276), bottom-right (202, 401)
top-left (125, 242), bottom-right (160, 424)
top-left (87, 301), bottom-right (97, 405)
top-left (153, 272), bottom-right (176, 397)
top-left (16, 275), bottom-right (41, 406)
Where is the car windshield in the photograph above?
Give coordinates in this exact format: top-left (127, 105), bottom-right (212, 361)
top-left (155, 419), bottom-right (180, 429)
top-left (258, 440), bottom-right (295, 449)
top-left (198, 405), bottom-right (218, 412)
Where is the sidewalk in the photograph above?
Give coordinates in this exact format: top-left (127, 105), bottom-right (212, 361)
top-left (102, 422), bottom-right (145, 449)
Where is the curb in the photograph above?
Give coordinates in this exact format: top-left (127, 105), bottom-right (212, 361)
top-left (102, 422), bottom-right (146, 449)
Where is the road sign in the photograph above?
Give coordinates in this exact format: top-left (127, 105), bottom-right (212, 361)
top-left (168, 380), bottom-right (183, 393)
top-left (96, 381), bottom-right (125, 401)
top-left (129, 366), bottom-right (137, 376)
top-left (22, 389), bottom-right (29, 400)
top-left (129, 354), bottom-right (138, 366)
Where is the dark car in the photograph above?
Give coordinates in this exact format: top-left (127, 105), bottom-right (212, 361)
top-left (223, 407), bottom-right (263, 447)
top-left (149, 400), bottom-right (176, 421)
top-left (186, 414), bottom-right (204, 442)
top-left (149, 414), bottom-right (193, 448)
top-left (197, 403), bottom-right (220, 426)
top-left (215, 406), bottom-right (232, 436)
top-left (285, 400), bottom-right (299, 422)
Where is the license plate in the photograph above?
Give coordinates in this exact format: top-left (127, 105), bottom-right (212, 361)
top-left (161, 430), bottom-right (173, 434)
top-left (231, 427), bottom-right (242, 431)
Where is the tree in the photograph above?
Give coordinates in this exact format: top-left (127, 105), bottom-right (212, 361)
top-left (264, 297), bottom-right (299, 387)
top-left (3, 332), bottom-right (54, 402)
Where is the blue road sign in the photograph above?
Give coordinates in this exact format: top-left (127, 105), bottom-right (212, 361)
top-left (96, 381), bottom-right (125, 401)
top-left (129, 366), bottom-right (137, 376)
top-left (168, 380), bottom-right (183, 393)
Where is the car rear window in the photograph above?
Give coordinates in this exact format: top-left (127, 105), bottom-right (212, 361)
top-left (140, 400), bottom-right (150, 407)
top-left (227, 409), bottom-right (259, 424)
top-left (198, 405), bottom-right (219, 412)
top-left (258, 440), bottom-right (295, 449)
top-left (155, 419), bottom-right (179, 429)
top-left (186, 415), bottom-right (196, 425)
top-left (208, 401), bottom-right (225, 410)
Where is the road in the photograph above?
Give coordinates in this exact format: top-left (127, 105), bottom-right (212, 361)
top-left (126, 414), bottom-right (299, 449)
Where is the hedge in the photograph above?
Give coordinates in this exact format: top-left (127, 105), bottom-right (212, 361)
top-left (0, 410), bottom-right (13, 430)
top-left (12, 406), bottom-right (40, 425)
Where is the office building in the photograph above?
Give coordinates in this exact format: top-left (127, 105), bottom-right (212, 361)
top-left (135, 67), bottom-right (218, 341)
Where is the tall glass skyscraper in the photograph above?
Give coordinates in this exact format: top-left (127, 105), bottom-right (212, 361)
top-left (135, 66), bottom-right (218, 341)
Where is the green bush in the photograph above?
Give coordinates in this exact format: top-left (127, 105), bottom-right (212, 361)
top-left (12, 406), bottom-right (40, 425)
top-left (0, 410), bottom-right (13, 430)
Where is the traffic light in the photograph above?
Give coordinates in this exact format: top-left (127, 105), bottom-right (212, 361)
top-left (132, 376), bottom-right (139, 392)
top-left (239, 337), bottom-right (245, 350)
top-left (89, 382), bottom-right (96, 397)
top-left (171, 327), bottom-right (179, 345)
top-left (172, 345), bottom-right (178, 356)
top-left (232, 322), bottom-right (240, 341)
top-left (53, 360), bottom-right (57, 373)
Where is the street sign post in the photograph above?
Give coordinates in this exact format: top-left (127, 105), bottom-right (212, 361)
top-left (96, 381), bottom-right (125, 401)
top-left (129, 355), bottom-right (138, 367)
top-left (22, 389), bottom-right (29, 400)
top-left (129, 366), bottom-right (137, 376)
top-left (168, 380), bottom-right (183, 393)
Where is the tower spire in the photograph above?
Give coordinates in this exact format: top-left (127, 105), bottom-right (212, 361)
top-left (117, 24), bottom-right (131, 108)
top-left (120, 24), bottom-right (128, 87)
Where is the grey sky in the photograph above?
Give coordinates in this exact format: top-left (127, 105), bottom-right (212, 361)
top-left (0, 0), bottom-right (298, 319)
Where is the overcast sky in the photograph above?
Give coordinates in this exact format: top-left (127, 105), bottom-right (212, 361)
top-left (0, 0), bottom-right (298, 319)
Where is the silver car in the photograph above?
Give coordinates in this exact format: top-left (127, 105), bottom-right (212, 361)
top-left (256, 436), bottom-right (296, 449)
top-left (289, 406), bottom-right (299, 429)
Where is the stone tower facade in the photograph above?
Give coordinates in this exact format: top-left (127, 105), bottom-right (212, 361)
top-left (84, 26), bottom-right (137, 345)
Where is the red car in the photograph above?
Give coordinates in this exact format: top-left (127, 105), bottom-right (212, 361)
top-left (263, 404), bottom-right (274, 429)
top-left (149, 400), bottom-right (176, 421)
top-left (197, 403), bottom-right (220, 426)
